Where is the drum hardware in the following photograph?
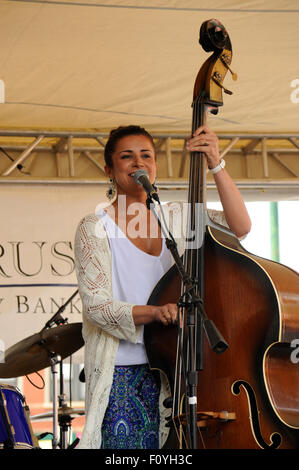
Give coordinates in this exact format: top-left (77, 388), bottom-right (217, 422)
top-left (43, 352), bottom-right (81, 449)
top-left (0, 289), bottom-right (84, 449)
top-left (31, 407), bottom-right (85, 422)
top-left (49, 353), bottom-right (60, 449)
top-left (31, 404), bottom-right (85, 449)
top-left (0, 288), bottom-right (83, 379)
top-left (36, 291), bottom-right (82, 449)
top-left (57, 358), bottom-right (77, 450)
top-left (0, 322), bottom-right (84, 379)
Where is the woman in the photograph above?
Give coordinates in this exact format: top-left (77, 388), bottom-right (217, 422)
top-left (74, 124), bottom-right (251, 449)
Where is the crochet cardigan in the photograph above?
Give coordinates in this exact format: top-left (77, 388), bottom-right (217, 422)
top-left (74, 202), bottom-right (227, 449)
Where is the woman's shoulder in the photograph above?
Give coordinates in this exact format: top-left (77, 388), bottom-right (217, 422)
top-left (78, 213), bottom-right (99, 224)
top-left (76, 212), bottom-right (107, 239)
top-left (76, 213), bottom-right (99, 230)
top-left (207, 208), bottom-right (228, 227)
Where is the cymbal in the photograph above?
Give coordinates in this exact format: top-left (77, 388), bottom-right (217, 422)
top-left (0, 323), bottom-right (84, 378)
top-left (31, 407), bottom-right (85, 422)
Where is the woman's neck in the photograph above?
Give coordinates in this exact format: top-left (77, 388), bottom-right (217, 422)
top-left (105, 193), bottom-right (161, 241)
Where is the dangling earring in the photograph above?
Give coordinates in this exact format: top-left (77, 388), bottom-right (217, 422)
top-left (153, 180), bottom-right (159, 194)
top-left (106, 178), bottom-right (116, 200)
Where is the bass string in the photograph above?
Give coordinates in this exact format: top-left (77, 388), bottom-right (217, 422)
top-left (171, 96), bottom-right (207, 449)
top-left (171, 97), bottom-right (200, 449)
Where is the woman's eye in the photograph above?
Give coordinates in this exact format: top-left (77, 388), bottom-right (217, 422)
top-left (121, 154), bottom-right (130, 159)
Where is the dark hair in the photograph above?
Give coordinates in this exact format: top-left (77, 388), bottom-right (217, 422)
top-left (104, 125), bottom-right (155, 168)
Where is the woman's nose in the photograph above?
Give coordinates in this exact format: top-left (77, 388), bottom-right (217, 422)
top-left (132, 154), bottom-right (145, 167)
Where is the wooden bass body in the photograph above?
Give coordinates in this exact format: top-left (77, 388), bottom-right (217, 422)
top-left (145, 226), bottom-right (299, 449)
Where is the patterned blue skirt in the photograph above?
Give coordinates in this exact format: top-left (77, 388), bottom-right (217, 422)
top-left (101, 364), bottom-right (160, 449)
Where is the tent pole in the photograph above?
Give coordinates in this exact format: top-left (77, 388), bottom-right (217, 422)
top-left (270, 201), bottom-right (280, 262)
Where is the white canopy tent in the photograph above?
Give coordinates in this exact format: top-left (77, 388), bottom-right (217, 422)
top-left (0, 0), bottom-right (298, 134)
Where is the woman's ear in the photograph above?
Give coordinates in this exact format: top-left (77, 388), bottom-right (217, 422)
top-left (105, 165), bottom-right (114, 179)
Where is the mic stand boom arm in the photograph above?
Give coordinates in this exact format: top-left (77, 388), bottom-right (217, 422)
top-left (41, 289), bottom-right (79, 332)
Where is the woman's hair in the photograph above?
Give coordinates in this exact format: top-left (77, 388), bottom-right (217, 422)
top-left (104, 125), bottom-right (155, 168)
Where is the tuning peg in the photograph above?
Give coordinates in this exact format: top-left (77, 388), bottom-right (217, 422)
top-left (226, 64), bottom-right (238, 81)
top-left (212, 72), bottom-right (233, 95)
top-left (220, 54), bottom-right (238, 81)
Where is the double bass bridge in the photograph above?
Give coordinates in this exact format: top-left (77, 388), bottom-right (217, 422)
top-left (196, 410), bottom-right (236, 428)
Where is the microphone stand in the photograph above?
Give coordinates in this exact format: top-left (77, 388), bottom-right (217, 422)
top-left (41, 289), bottom-right (78, 332)
top-left (146, 193), bottom-right (228, 449)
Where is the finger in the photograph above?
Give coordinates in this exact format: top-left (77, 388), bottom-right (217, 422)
top-left (187, 135), bottom-right (214, 148)
top-left (187, 142), bottom-right (210, 152)
top-left (168, 308), bottom-right (178, 324)
top-left (164, 311), bottom-right (176, 325)
top-left (161, 311), bottom-right (170, 325)
top-left (171, 312), bottom-right (178, 324)
top-left (193, 137), bottom-right (209, 145)
top-left (192, 125), bottom-right (213, 137)
top-left (186, 140), bottom-right (208, 151)
top-left (192, 125), bottom-right (207, 136)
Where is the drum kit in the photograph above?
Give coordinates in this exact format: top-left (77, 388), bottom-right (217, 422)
top-left (0, 293), bottom-right (85, 450)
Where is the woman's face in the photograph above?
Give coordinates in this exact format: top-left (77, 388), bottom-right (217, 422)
top-left (105, 134), bottom-right (157, 197)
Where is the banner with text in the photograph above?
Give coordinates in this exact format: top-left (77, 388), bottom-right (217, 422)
top-left (0, 184), bottom-right (107, 366)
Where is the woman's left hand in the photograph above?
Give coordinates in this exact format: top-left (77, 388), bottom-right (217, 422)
top-left (186, 125), bottom-right (252, 239)
top-left (186, 125), bottom-right (220, 170)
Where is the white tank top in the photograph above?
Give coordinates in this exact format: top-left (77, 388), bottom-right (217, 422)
top-left (99, 210), bottom-right (172, 365)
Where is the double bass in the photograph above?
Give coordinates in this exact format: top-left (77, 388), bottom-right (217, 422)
top-left (145, 19), bottom-right (299, 449)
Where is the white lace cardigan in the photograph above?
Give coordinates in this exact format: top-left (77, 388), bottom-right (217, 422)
top-left (74, 203), bottom-right (228, 449)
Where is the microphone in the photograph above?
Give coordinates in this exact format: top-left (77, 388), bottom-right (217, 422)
top-left (133, 169), bottom-right (159, 202)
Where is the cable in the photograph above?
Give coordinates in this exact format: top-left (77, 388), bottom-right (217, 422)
top-left (25, 371), bottom-right (45, 390)
top-left (0, 146), bottom-right (30, 175)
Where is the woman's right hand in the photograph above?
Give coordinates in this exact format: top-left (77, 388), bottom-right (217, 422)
top-left (132, 303), bottom-right (179, 326)
top-left (153, 303), bottom-right (178, 326)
